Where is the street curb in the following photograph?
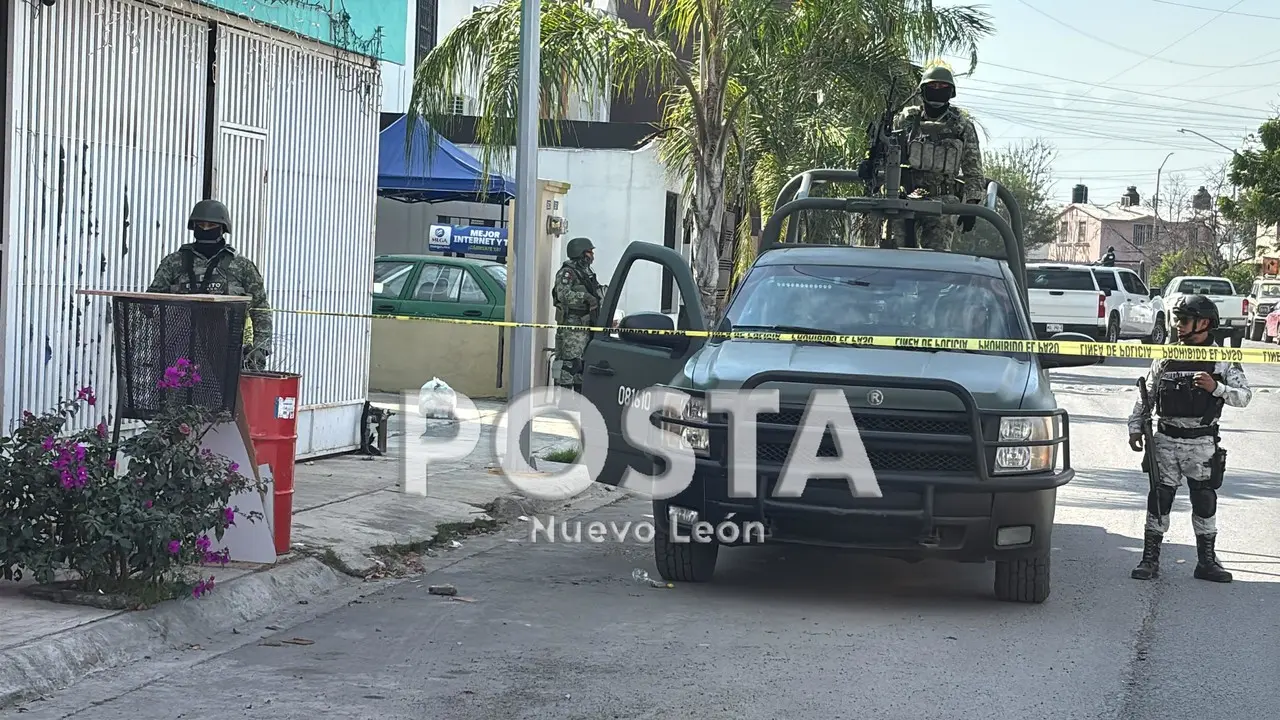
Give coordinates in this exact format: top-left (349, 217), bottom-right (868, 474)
top-left (0, 557), bottom-right (353, 710)
top-left (0, 482), bottom-right (634, 712)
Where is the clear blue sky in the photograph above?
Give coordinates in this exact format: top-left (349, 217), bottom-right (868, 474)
top-left (941, 0), bottom-right (1279, 205)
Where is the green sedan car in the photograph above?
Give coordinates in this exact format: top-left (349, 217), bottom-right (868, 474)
top-left (371, 254), bottom-right (507, 321)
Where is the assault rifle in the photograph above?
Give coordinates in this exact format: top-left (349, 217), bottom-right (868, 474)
top-left (856, 78), bottom-right (920, 247)
top-left (858, 77), bottom-right (913, 201)
top-left (1136, 377), bottom-right (1157, 492)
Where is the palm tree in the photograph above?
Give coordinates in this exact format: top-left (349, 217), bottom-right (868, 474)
top-left (409, 0), bottom-right (994, 313)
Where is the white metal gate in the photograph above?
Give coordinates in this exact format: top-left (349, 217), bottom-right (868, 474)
top-left (213, 127), bottom-right (268, 263)
top-left (2, 0), bottom-right (209, 431)
top-left (212, 26), bottom-right (380, 455)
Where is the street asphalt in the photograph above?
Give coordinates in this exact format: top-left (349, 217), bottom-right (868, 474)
top-left (10, 342), bottom-right (1280, 720)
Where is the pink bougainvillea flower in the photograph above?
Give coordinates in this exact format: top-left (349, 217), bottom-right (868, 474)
top-left (196, 535), bottom-right (211, 553)
top-left (178, 423), bottom-right (192, 435)
top-left (223, 507), bottom-right (236, 526)
top-left (77, 386), bottom-right (96, 406)
top-left (168, 540), bottom-right (182, 555)
top-left (143, 499), bottom-right (153, 509)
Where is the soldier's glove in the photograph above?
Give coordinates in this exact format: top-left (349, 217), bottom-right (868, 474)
top-left (1128, 433), bottom-right (1144, 452)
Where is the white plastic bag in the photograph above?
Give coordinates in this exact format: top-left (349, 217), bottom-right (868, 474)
top-left (418, 377), bottom-right (458, 420)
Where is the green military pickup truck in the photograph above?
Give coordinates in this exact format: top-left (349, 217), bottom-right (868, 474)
top-left (579, 169), bottom-right (1102, 604)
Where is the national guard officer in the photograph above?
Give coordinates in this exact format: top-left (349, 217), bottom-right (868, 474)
top-left (1127, 295), bottom-right (1251, 583)
top-left (1100, 246), bottom-right (1116, 266)
top-left (890, 62), bottom-right (984, 250)
top-left (552, 237), bottom-right (604, 392)
top-left (148, 199), bottom-right (274, 371)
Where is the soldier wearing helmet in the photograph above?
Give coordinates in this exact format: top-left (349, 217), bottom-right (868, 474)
top-left (147, 199), bottom-right (274, 371)
top-left (1127, 294), bottom-right (1251, 584)
top-left (552, 237), bottom-right (606, 391)
top-left (888, 63), bottom-right (984, 250)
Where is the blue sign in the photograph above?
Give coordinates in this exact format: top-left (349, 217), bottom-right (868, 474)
top-left (427, 225), bottom-right (508, 256)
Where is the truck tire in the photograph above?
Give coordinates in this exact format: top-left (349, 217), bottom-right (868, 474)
top-left (994, 552), bottom-right (1050, 603)
top-left (1250, 320), bottom-right (1264, 342)
top-left (1231, 331), bottom-right (1244, 348)
top-left (653, 518), bottom-right (719, 583)
top-left (1144, 314), bottom-right (1166, 344)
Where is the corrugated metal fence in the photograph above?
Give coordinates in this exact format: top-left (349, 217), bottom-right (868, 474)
top-left (4, 0), bottom-right (209, 430)
top-left (4, 0), bottom-right (380, 443)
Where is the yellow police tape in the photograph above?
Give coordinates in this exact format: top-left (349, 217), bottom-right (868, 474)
top-left (273, 307), bottom-right (1280, 365)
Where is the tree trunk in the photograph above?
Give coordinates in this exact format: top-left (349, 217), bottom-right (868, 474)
top-left (691, 154), bottom-right (727, 321)
top-left (689, 16), bottom-right (730, 323)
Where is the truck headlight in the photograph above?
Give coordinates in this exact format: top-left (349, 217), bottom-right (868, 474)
top-left (658, 394), bottom-right (709, 454)
top-left (995, 416), bottom-right (1059, 473)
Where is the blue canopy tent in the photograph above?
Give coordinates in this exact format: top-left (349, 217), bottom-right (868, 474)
top-left (377, 115), bottom-right (516, 204)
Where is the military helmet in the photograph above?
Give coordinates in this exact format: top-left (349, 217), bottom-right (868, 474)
top-left (1172, 294), bottom-right (1219, 328)
top-left (566, 237), bottom-right (595, 259)
top-left (188, 199), bottom-right (232, 234)
top-left (920, 65), bottom-right (956, 88)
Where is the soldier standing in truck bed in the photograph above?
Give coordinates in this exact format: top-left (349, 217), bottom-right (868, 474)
top-left (889, 63), bottom-right (984, 250)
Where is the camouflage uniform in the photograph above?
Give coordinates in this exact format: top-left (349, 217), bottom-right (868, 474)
top-left (552, 237), bottom-right (604, 390)
top-left (889, 65), bottom-right (983, 250)
top-left (1127, 295), bottom-right (1250, 583)
top-left (148, 200), bottom-right (274, 371)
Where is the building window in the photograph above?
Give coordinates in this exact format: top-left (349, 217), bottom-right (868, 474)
top-left (1058, 220), bottom-right (1068, 243)
top-left (1133, 223), bottom-right (1153, 248)
top-left (414, 0), bottom-right (438, 68)
top-left (448, 95), bottom-right (466, 115)
top-left (1077, 221), bottom-right (1086, 244)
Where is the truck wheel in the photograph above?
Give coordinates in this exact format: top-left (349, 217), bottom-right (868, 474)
top-left (1231, 331), bottom-right (1244, 348)
top-left (1144, 314), bottom-right (1166, 344)
top-left (994, 552), bottom-right (1050, 604)
top-left (1250, 321), bottom-right (1264, 342)
top-left (653, 518), bottom-right (719, 583)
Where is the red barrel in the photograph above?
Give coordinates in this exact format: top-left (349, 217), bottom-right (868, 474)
top-left (239, 371), bottom-right (302, 556)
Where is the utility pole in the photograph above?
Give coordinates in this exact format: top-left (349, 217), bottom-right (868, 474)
top-left (1154, 151), bottom-right (1174, 253)
top-left (508, 0), bottom-right (540, 467)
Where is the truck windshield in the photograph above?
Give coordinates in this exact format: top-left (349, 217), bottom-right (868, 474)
top-left (1176, 279), bottom-right (1234, 295)
top-left (1026, 268), bottom-right (1095, 291)
top-left (725, 264), bottom-right (1022, 341)
top-left (1259, 283), bottom-right (1280, 297)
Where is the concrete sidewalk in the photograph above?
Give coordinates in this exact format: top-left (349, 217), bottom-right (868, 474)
top-left (0, 394), bottom-right (617, 709)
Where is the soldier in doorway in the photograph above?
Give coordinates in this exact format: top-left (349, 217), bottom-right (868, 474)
top-left (1127, 295), bottom-right (1251, 583)
top-left (148, 199), bottom-right (274, 371)
top-left (552, 237), bottom-right (605, 392)
top-left (889, 63), bottom-right (984, 250)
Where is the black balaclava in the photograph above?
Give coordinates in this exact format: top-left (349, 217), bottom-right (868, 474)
top-left (191, 225), bottom-right (227, 258)
top-left (922, 84), bottom-right (951, 118)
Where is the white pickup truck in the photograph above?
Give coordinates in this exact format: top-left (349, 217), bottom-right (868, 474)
top-left (1026, 263), bottom-right (1168, 344)
top-left (1162, 275), bottom-right (1247, 347)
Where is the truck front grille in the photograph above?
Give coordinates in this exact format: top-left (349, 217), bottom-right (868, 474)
top-left (755, 441), bottom-right (975, 473)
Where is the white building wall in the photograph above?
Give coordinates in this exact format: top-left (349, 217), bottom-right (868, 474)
top-left (375, 143), bottom-right (685, 318)
top-left (3, 0), bottom-right (381, 458)
top-left (380, 0), bottom-right (610, 122)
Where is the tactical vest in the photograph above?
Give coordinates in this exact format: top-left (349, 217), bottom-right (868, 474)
top-left (177, 247), bottom-right (230, 294)
top-left (552, 262), bottom-right (601, 322)
top-left (1155, 358), bottom-right (1225, 423)
top-left (904, 110), bottom-right (967, 177)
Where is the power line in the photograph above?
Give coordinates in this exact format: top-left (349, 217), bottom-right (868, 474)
top-left (1013, 0), bottom-right (1264, 71)
top-left (1143, 0), bottom-right (1280, 21)
top-left (962, 82), bottom-right (1272, 123)
top-left (945, 55), bottom-right (1273, 114)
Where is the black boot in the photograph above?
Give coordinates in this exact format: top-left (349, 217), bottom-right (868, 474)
top-left (1193, 533), bottom-right (1232, 583)
top-left (1131, 532), bottom-right (1162, 580)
